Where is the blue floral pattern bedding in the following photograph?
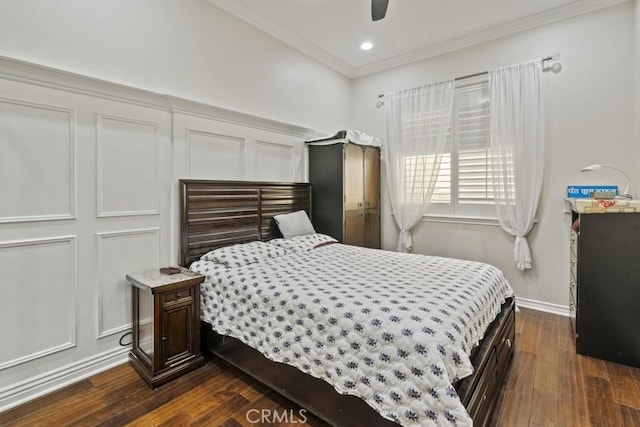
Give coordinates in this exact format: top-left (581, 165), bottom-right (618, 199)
top-left (191, 243), bottom-right (513, 426)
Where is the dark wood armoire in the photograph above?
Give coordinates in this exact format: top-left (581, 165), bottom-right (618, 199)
top-left (308, 142), bottom-right (380, 249)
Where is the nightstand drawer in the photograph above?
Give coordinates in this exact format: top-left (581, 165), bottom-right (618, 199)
top-left (162, 286), bottom-right (194, 306)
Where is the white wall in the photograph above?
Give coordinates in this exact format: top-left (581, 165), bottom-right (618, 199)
top-left (351, 2), bottom-right (635, 311)
top-left (0, 0), bottom-right (351, 133)
top-left (0, 0), bottom-right (349, 411)
top-left (635, 0), bottom-right (640, 193)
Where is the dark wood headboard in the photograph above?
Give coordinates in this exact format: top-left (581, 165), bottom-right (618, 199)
top-left (179, 179), bottom-right (311, 266)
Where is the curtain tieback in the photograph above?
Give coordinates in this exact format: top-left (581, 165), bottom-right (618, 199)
top-left (514, 235), bottom-right (532, 271)
top-left (398, 229), bottom-right (413, 253)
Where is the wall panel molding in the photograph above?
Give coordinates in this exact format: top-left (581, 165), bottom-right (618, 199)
top-left (96, 228), bottom-right (160, 340)
top-left (96, 114), bottom-right (160, 218)
top-left (186, 128), bottom-right (246, 179)
top-left (0, 97), bottom-right (76, 224)
top-left (254, 139), bottom-right (296, 182)
top-left (0, 236), bottom-right (77, 371)
top-left (0, 55), bottom-right (322, 139)
top-left (168, 97), bottom-right (321, 138)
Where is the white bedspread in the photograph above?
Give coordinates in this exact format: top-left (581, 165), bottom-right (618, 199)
top-left (191, 243), bottom-right (513, 426)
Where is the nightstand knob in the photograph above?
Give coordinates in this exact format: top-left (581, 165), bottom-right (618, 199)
top-left (162, 336), bottom-right (167, 341)
top-left (505, 338), bottom-right (512, 348)
top-left (175, 293), bottom-right (181, 299)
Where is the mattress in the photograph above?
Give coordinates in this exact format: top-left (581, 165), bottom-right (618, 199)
top-left (191, 242), bottom-right (513, 426)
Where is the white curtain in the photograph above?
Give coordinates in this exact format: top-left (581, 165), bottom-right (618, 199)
top-left (488, 60), bottom-right (544, 270)
top-left (383, 80), bottom-right (455, 252)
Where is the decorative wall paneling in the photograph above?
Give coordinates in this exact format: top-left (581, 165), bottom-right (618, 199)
top-left (0, 236), bottom-right (77, 371)
top-left (96, 114), bottom-right (160, 218)
top-left (186, 129), bottom-right (246, 180)
top-left (95, 228), bottom-right (160, 340)
top-left (254, 140), bottom-right (299, 182)
top-left (0, 55), bottom-right (321, 412)
top-left (172, 113), bottom-right (306, 183)
top-left (0, 97), bottom-right (76, 223)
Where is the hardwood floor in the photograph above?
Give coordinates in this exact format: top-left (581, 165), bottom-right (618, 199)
top-left (496, 308), bottom-right (640, 427)
top-left (2, 308), bottom-right (640, 426)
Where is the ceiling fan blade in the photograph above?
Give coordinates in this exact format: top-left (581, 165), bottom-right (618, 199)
top-left (371, 0), bottom-right (389, 21)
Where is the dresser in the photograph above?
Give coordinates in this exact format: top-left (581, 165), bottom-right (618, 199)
top-left (127, 268), bottom-right (205, 387)
top-left (569, 201), bottom-right (640, 367)
top-left (308, 142), bottom-right (380, 249)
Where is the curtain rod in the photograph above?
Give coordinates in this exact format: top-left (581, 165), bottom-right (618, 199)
top-left (375, 53), bottom-right (560, 103)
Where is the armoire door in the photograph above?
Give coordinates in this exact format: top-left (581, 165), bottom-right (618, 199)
top-left (364, 209), bottom-right (380, 248)
top-left (363, 146), bottom-right (379, 210)
top-left (343, 144), bottom-right (365, 245)
top-left (363, 146), bottom-right (380, 249)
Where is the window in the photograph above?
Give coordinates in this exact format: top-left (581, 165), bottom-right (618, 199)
top-left (402, 105), bottom-right (452, 204)
top-left (404, 153), bottom-right (450, 203)
top-left (405, 79), bottom-right (514, 218)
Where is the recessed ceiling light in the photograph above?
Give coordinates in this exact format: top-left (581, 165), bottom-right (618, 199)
top-left (360, 41), bottom-right (373, 51)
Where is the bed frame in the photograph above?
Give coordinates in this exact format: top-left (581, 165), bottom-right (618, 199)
top-left (179, 179), bottom-right (515, 426)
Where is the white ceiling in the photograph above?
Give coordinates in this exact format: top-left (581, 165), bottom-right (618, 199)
top-left (209, 0), bottom-right (626, 78)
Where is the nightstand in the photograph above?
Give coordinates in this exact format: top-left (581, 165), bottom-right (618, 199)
top-left (126, 268), bottom-right (205, 388)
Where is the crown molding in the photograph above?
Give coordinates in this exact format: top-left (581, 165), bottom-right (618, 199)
top-left (352, 0), bottom-right (629, 77)
top-left (209, 0), bottom-right (628, 79)
top-left (0, 55), bottom-right (323, 139)
top-left (208, 0), bottom-right (353, 77)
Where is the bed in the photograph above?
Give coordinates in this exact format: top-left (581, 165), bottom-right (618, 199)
top-left (179, 179), bottom-right (516, 426)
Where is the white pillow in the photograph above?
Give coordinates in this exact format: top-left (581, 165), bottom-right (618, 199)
top-left (273, 210), bottom-right (316, 239)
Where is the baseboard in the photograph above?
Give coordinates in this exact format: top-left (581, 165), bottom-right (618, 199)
top-left (516, 297), bottom-right (570, 317)
top-left (0, 347), bottom-right (129, 413)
